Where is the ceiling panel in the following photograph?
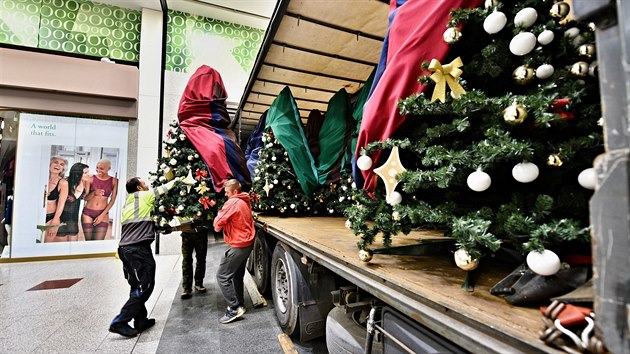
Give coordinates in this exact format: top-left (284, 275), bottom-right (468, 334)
top-left (236, 0), bottom-right (389, 139)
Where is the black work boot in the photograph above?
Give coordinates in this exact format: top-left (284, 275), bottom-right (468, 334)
top-left (109, 322), bottom-right (138, 337)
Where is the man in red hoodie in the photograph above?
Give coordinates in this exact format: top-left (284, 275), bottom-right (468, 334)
top-left (213, 179), bottom-right (255, 324)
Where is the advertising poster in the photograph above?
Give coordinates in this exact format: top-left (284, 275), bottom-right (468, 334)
top-left (12, 113), bottom-right (128, 258)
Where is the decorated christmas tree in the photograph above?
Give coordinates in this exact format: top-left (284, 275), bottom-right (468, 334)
top-left (150, 66), bottom-right (250, 226)
top-left (349, 0), bottom-right (602, 273)
top-left (150, 120), bottom-right (220, 226)
top-left (252, 130), bottom-right (312, 214)
top-left (252, 86), bottom-right (360, 215)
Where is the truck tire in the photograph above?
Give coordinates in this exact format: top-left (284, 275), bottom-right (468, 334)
top-left (252, 231), bottom-right (270, 293)
top-left (271, 242), bottom-right (300, 336)
top-left (326, 307), bottom-right (383, 354)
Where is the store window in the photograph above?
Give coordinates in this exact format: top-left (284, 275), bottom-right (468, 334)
top-left (3, 113), bottom-right (128, 259)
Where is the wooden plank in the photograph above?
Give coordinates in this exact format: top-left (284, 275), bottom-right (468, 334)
top-left (277, 333), bottom-right (298, 354)
top-left (257, 215), bottom-right (560, 354)
top-left (244, 270), bottom-right (267, 308)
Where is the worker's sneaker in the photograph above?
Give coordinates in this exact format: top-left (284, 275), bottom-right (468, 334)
top-left (235, 306), bottom-right (246, 316)
top-left (219, 306), bottom-right (245, 324)
top-left (109, 322), bottom-right (138, 338)
top-left (134, 318), bottom-right (155, 332)
top-left (194, 285), bottom-right (206, 293)
top-left (180, 289), bottom-right (192, 299)
top-left (227, 305), bottom-right (246, 316)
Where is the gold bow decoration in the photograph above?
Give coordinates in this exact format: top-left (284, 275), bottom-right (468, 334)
top-left (428, 57), bottom-right (466, 103)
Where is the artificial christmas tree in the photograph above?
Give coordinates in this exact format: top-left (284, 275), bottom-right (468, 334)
top-left (349, 0), bottom-right (602, 271)
top-left (150, 119), bottom-right (220, 226)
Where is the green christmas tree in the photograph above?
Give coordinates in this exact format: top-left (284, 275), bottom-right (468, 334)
top-left (252, 130), bottom-right (312, 215)
top-left (348, 0), bottom-right (602, 263)
top-left (150, 120), bottom-right (221, 226)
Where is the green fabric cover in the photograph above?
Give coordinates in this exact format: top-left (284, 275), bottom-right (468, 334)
top-left (351, 70), bottom-right (376, 156)
top-left (265, 87), bottom-right (319, 195)
top-left (318, 89), bottom-right (351, 184)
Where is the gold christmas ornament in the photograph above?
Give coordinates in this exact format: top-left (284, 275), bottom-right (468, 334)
top-left (547, 153), bottom-right (564, 167)
top-left (374, 146), bottom-right (407, 205)
top-left (428, 57), bottom-right (466, 103)
top-left (503, 102), bottom-right (528, 125)
top-left (549, 2), bottom-right (571, 20)
top-left (164, 167), bottom-right (175, 181)
top-left (359, 249), bottom-right (373, 263)
top-left (570, 61), bottom-right (589, 77)
top-left (578, 44), bottom-right (596, 58)
top-left (443, 27), bottom-right (462, 44)
top-left (194, 183), bottom-right (210, 194)
top-left (512, 65), bottom-right (535, 85)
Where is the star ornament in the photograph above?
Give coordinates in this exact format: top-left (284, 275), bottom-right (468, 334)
top-left (182, 169), bottom-right (197, 193)
top-left (263, 179), bottom-right (272, 196)
top-left (373, 146), bottom-right (406, 204)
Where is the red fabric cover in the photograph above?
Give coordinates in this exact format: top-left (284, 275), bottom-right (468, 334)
top-left (356, 0), bottom-right (482, 191)
top-left (213, 192), bottom-right (255, 248)
top-left (178, 65), bottom-right (250, 192)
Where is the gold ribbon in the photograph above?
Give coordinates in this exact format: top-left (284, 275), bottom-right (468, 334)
top-left (428, 57), bottom-right (466, 103)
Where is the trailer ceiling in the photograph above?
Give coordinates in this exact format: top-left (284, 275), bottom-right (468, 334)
top-left (235, 0), bottom-right (390, 140)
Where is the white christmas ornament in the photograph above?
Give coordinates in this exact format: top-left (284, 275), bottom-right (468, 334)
top-left (483, 11), bottom-right (507, 34)
top-left (526, 249), bottom-right (561, 276)
top-left (564, 27), bottom-right (580, 38)
top-left (512, 162), bottom-right (540, 183)
top-left (158, 205), bottom-right (165, 212)
top-left (179, 134), bottom-right (186, 141)
top-left (537, 30), bottom-right (555, 45)
top-left (357, 155), bottom-right (373, 171)
top-left (514, 8), bottom-right (538, 28)
top-left (467, 169), bottom-right (492, 192)
top-left (388, 191), bottom-right (403, 206)
top-left (509, 32), bottom-right (537, 56)
top-left (578, 168), bottom-right (596, 190)
top-left (535, 64), bottom-right (555, 79)
top-left (454, 249), bottom-right (479, 271)
top-left (169, 158), bottom-right (178, 165)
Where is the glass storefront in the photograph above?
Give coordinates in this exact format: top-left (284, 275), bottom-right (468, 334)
top-left (1, 112), bottom-right (128, 258)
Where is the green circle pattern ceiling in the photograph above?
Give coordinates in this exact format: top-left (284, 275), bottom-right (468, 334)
top-left (166, 10), bottom-right (264, 73)
top-left (0, 0), bottom-right (141, 62)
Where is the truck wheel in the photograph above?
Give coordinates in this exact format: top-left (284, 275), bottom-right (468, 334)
top-left (271, 242), bottom-right (299, 336)
top-left (253, 231), bottom-right (270, 293)
top-left (326, 307), bottom-right (383, 354)
top-left (246, 250), bottom-right (254, 274)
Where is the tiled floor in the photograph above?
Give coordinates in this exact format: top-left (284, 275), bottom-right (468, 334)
top-left (0, 238), bottom-right (328, 353)
top-left (0, 253), bottom-right (181, 353)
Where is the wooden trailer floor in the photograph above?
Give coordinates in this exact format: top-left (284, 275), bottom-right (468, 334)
top-left (257, 215), bottom-right (562, 354)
